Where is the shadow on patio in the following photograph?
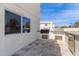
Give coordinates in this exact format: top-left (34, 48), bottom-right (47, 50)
top-left (12, 39), bottom-right (62, 56)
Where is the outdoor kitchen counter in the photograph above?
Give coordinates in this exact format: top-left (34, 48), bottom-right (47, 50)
top-left (64, 31), bottom-right (79, 56)
top-left (64, 31), bottom-right (79, 41)
top-left (65, 31), bottom-right (79, 36)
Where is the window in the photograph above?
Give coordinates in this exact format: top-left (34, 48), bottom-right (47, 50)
top-left (22, 17), bottom-right (30, 33)
top-left (5, 10), bottom-right (31, 35)
top-left (5, 10), bottom-right (21, 34)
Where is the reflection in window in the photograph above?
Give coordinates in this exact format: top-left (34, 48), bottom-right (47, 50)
top-left (40, 29), bottom-right (49, 33)
top-left (5, 10), bottom-right (21, 34)
top-left (22, 17), bottom-right (30, 33)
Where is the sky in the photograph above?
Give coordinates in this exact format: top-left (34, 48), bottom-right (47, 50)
top-left (40, 3), bottom-right (79, 26)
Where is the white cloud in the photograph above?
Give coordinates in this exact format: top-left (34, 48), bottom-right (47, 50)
top-left (54, 9), bottom-right (79, 20)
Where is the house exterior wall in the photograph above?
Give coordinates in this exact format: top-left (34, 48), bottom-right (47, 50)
top-left (40, 23), bottom-right (52, 29)
top-left (40, 21), bottom-right (55, 31)
top-left (0, 3), bottom-right (40, 56)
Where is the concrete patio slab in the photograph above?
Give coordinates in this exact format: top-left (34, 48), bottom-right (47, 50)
top-left (12, 39), bottom-right (72, 56)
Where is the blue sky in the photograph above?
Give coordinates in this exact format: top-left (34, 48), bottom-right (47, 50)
top-left (40, 3), bottom-right (79, 26)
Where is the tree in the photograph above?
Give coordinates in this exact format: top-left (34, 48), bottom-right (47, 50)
top-left (59, 26), bottom-right (69, 28)
top-left (74, 22), bottom-right (79, 28)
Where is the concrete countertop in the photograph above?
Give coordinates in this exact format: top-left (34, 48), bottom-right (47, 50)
top-left (64, 31), bottom-right (79, 41)
top-left (65, 31), bottom-right (79, 36)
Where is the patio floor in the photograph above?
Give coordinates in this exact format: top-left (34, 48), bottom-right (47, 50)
top-left (12, 39), bottom-right (73, 56)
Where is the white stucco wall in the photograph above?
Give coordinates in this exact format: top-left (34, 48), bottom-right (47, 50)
top-left (40, 23), bottom-right (50, 29)
top-left (0, 3), bottom-right (40, 56)
top-left (40, 21), bottom-right (55, 31)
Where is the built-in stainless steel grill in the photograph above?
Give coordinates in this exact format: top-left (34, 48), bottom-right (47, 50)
top-left (40, 29), bottom-right (49, 39)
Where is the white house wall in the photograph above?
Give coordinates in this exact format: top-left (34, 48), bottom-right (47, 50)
top-left (0, 3), bottom-right (40, 56)
top-left (40, 24), bottom-right (51, 29)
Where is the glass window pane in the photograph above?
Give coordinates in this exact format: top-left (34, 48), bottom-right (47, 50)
top-left (5, 10), bottom-right (21, 34)
top-left (22, 17), bottom-right (30, 33)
